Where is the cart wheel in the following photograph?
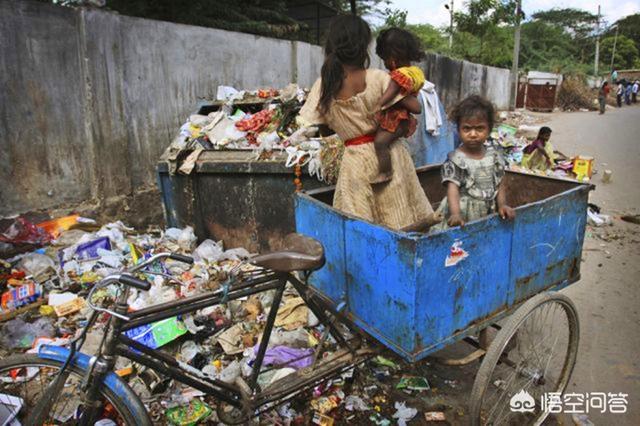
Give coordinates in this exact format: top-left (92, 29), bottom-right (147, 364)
top-left (469, 292), bottom-right (579, 426)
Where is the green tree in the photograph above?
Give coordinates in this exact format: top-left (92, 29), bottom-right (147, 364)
top-left (381, 8), bottom-right (408, 28)
top-left (42, 0), bottom-right (394, 43)
top-left (600, 35), bottom-right (639, 70)
top-left (328, 0), bottom-right (391, 19)
top-left (519, 20), bottom-right (583, 73)
top-left (452, 0), bottom-right (517, 65)
top-left (407, 24), bottom-right (448, 53)
top-left (108, 0), bottom-right (307, 38)
top-left (376, 7), bottom-right (448, 55)
top-left (531, 8), bottom-right (598, 63)
top-left (532, 8), bottom-right (598, 37)
top-left (604, 14), bottom-right (640, 56)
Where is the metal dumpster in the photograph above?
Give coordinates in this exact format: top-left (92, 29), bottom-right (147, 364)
top-left (157, 150), bottom-right (327, 253)
top-left (295, 165), bottom-right (590, 362)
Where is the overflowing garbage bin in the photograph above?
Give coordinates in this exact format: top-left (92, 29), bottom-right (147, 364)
top-left (157, 150), bottom-right (327, 253)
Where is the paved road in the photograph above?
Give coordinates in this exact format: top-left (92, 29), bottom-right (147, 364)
top-left (546, 104), bottom-right (640, 425)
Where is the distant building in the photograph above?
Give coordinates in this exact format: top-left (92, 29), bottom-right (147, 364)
top-left (516, 71), bottom-right (562, 112)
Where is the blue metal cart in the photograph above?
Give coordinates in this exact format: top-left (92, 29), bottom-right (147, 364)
top-left (296, 165), bottom-right (590, 425)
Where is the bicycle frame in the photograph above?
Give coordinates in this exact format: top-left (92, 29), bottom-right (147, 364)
top-left (78, 264), bottom-right (356, 425)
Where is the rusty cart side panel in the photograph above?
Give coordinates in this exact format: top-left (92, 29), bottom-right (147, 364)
top-left (343, 218), bottom-right (419, 356)
top-left (294, 193), bottom-right (347, 303)
top-left (414, 212), bottom-right (513, 355)
top-left (508, 184), bottom-right (588, 305)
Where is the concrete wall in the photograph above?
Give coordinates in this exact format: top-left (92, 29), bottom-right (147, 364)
top-left (0, 0), bottom-right (510, 216)
top-left (422, 53), bottom-right (511, 110)
top-left (0, 0), bottom-right (324, 216)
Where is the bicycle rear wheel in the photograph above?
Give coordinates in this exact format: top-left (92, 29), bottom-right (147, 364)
top-left (0, 354), bottom-right (143, 425)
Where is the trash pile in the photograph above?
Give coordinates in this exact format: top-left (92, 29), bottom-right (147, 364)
top-left (556, 76), bottom-right (597, 112)
top-left (161, 84), bottom-right (344, 184)
top-left (498, 110), bottom-right (548, 128)
top-left (0, 214), bottom-right (460, 425)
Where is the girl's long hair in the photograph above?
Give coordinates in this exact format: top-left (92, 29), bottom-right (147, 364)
top-left (318, 15), bottom-right (371, 114)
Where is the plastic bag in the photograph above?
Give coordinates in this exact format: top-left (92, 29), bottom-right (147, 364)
top-left (35, 214), bottom-right (79, 238)
top-left (193, 240), bottom-right (224, 263)
top-left (587, 208), bottom-right (612, 227)
top-left (75, 237), bottom-right (112, 260)
top-left (250, 345), bottom-right (313, 370)
top-left (0, 317), bottom-right (55, 349)
top-left (219, 247), bottom-right (252, 261)
top-left (266, 328), bottom-right (311, 348)
top-left (218, 360), bottom-right (241, 383)
top-left (179, 341), bottom-right (201, 363)
top-left (164, 227), bottom-right (197, 251)
top-left (18, 253), bottom-right (55, 277)
top-left (0, 218), bottom-right (51, 245)
top-left (344, 395), bottom-right (370, 412)
top-left (392, 402), bottom-right (417, 426)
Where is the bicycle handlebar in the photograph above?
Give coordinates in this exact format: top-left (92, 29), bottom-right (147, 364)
top-left (87, 252), bottom-right (194, 320)
top-left (128, 252), bottom-right (194, 273)
top-left (169, 253), bottom-right (194, 264)
top-left (118, 274), bottom-right (151, 291)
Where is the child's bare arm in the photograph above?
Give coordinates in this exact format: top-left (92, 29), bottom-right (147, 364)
top-left (538, 146), bottom-right (552, 164)
top-left (377, 80), bottom-right (402, 110)
top-left (398, 95), bottom-right (421, 114)
top-left (447, 182), bottom-right (464, 227)
top-left (496, 183), bottom-right (516, 220)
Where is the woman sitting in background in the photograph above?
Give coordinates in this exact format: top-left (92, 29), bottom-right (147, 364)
top-left (522, 126), bottom-right (556, 172)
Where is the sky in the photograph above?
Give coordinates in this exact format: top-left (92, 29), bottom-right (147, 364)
top-left (388, 0), bottom-right (640, 28)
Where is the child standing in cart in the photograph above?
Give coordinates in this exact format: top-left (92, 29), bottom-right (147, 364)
top-left (433, 95), bottom-right (516, 229)
top-left (370, 28), bottom-right (426, 185)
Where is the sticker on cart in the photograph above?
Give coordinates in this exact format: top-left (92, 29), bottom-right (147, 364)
top-left (445, 240), bottom-right (469, 267)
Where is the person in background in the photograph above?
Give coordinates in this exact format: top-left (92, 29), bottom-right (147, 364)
top-left (598, 81), bottom-right (610, 114)
top-left (431, 95), bottom-right (515, 230)
top-left (616, 82), bottom-right (624, 107)
top-left (632, 80), bottom-right (639, 104)
top-left (624, 82), bottom-right (632, 105)
top-left (611, 69), bottom-right (618, 83)
top-left (522, 126), bottom-right (556, 172)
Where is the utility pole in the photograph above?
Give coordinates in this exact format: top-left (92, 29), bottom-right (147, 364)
top-left (509, 0), bottom-right (522, 110)
top-left (444, 1), bottom-right (454, 50)
top-left (610, 25), bottom-right (619, 71)
top-left (349, 0), bottom-right (356, 15)
top-left (594, 5), bottom-right (600, 76)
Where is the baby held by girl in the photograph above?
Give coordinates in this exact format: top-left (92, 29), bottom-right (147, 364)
top-left (371, 28), bottom-right (426, 185)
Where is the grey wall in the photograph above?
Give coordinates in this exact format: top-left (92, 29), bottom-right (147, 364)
top-left (0, 0), bottom-right (510, 216)
top-left (423, 53), bottom-right (511, 110)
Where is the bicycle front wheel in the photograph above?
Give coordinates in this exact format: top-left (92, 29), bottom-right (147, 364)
top-left (0, 353), bottom-right (144, 425)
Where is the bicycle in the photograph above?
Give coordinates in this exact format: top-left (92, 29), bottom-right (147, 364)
top-left (0, 233), bottom-right (372, 425)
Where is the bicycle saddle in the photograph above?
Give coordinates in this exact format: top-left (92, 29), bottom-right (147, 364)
top-left (249, 233), bottom-right (325, 273)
